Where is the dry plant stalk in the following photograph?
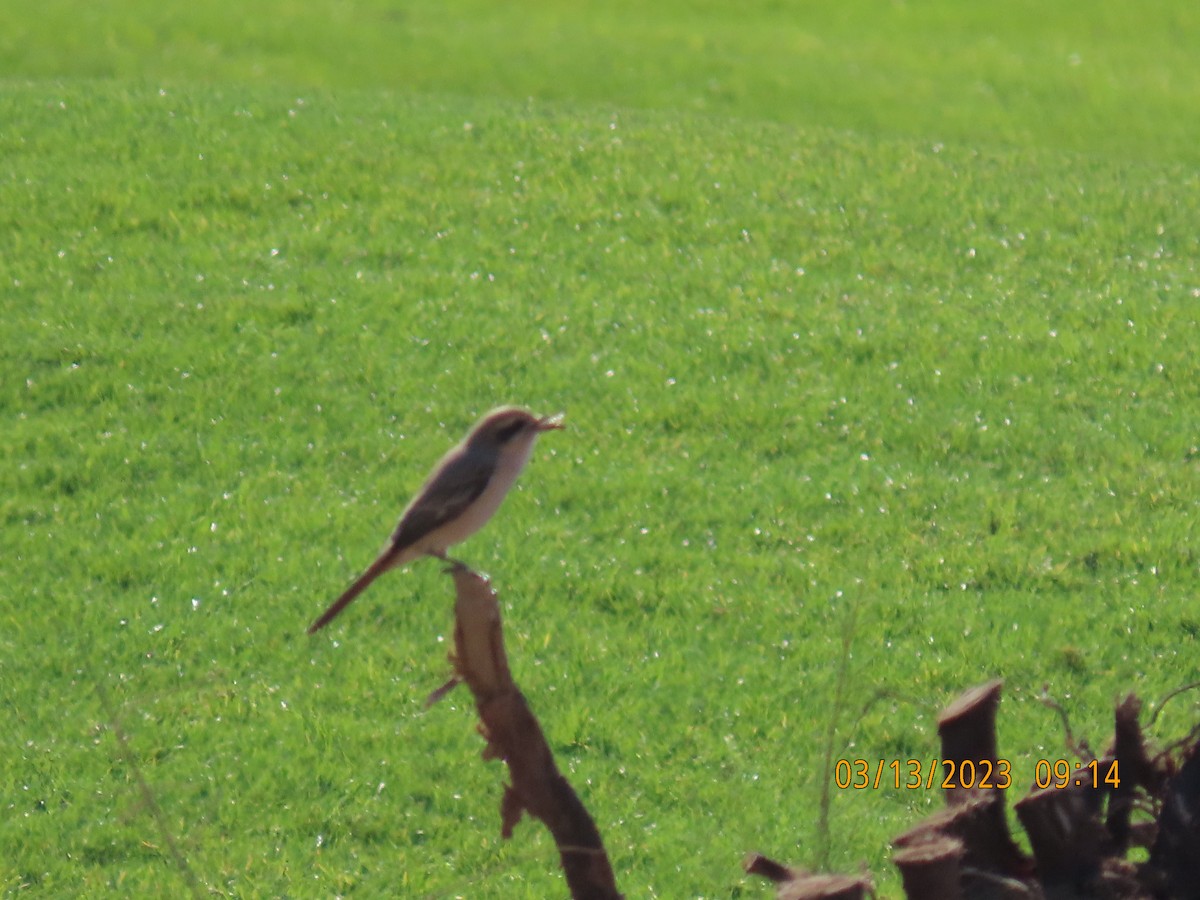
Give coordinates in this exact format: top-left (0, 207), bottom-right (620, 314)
top-left (436, 562), bottom-right (622, 900)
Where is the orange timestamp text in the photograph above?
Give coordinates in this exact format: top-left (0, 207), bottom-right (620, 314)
top-left (834, 758), bottom-right (1013, 790)
top-left (834, 757), bottom-right (1121, 791)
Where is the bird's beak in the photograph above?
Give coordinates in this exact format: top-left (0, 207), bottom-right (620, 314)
top-left (538, 412), bottom-right (565, 431)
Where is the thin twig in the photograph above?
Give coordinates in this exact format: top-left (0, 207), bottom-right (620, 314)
top-left (816, 597), bottom-right (858, 870)
top-left (95, 681), bottom-right (204, 900)
top-left (1148, 680), bottom-right (1200, 728)
top-left (1037, 684), bottom-right (1092, 760)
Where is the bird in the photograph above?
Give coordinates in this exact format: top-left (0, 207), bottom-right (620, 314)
top-left (307, 406), bottom-right (563, 634)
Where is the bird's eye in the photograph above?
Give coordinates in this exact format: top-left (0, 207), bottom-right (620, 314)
top-left (496, 421), bottom-right (525, 443)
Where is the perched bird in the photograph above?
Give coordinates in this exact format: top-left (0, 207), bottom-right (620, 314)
top-left (307, 406), bottom-right (563, 634)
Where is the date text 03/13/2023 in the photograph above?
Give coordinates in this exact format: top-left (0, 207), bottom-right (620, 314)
top-left (834, 758), bottom-right (1121, 791)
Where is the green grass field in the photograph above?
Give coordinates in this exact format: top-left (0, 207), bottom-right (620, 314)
top-left (2, 2), bottom-right (1198, 896)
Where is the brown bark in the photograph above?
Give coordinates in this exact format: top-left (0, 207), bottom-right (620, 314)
top-left (894, 793), bottom-right (1031, 883)
top-left (743, 853), bottom-right (873, 900)
top-left (936, 678), bottom-right (1003, 807)
top-left (892, 836), bottom-right (964, 900)
top-left (1013, 781), bottom-right (1108, 888)
top-left (1106, 694), bottom-right (1158, 850)
top-left (442, 563), bottom-right (622, 900)
top-left (1147, 741), bottom-right (1200, 898)
top-left (936, 681), bottom-right (1031, 879)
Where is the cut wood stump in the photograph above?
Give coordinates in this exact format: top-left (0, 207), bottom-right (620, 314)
top-left (747, 679), bottom-right (1200, 899)
top-left (1147, 737), bottom-right (1200, 897)
top-left (891, 836), bottom-right (963, 900)
top-left (743, 853), bottom-right (874, 900)
top-left (936, 678), bottom-right (1004, 808)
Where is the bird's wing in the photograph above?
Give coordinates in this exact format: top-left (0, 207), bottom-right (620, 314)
top-left (390, 448), bottom-right (492, 549)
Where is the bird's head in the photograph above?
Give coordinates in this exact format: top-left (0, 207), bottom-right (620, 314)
top-left (468, 406), bottom-right (563, 452)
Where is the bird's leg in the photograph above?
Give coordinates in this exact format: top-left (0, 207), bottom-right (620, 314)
top-left (430, 549), bottom-right (471, 573)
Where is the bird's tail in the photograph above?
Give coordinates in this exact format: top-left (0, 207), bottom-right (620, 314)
top-left (307, 555), bottom-right (395, 634)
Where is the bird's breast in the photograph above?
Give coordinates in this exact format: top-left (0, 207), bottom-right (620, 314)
top-left (423, 438), bottom-right (535, 551)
